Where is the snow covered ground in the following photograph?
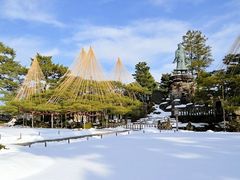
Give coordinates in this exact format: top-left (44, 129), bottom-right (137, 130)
top-left (1, 127), bottom-right (240, 180)
top-left (0, 127), bottom-right (122, 145)
top-left (148, 104), bottom-right (171, 118)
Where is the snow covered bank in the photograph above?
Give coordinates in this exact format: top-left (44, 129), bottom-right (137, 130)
top-left (0, 127), bottom-right (122, 145)
top-left (1, 128), bottom-right (240, 180)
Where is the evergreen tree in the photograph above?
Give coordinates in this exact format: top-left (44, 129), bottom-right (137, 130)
top-left (159, 73), bottom-right (171, 98)
top-left (194, 70), bottom-right (222, 105)
top-left (223, 54), bottom-right (240, 108)
top-left (182, 30), bottom-right (213, 76)
top-left (0, 42), bottom-right (26, 100)
top-left (222, 53), bottom-right (240, 131)
top-left (35, 53), bottom-right (67, 89)
top-left (132, 62), bottom-right (156, 91)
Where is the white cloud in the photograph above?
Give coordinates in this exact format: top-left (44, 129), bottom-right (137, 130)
top-left (69, 19), bottom-right (190, 79)
top-left (42, 48), bottom-right (60, 57)
top-left (0, 36), bottom-right (62, 67)
top-left (2, 36), bottom-right (43, 66)
top-left (0, 0), bottom-right (63, 27)
top-left (149, 0), bottom-right (205, 11)
top-left (149, 0), bottom-right (205, 6)
top-left (207, 23), bottom-right (240, 70)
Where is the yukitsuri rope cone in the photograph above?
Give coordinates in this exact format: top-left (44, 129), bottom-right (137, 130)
top-left (15, 57), bottom-right (45, 101)
top-left (229, 35), bottom-right (240, 55)
top-left (113, 57), bottom-right (133, 84)
top-left (48, 47), bottom-right (139, 113)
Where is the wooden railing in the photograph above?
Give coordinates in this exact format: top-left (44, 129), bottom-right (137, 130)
top-left (14, 129), bottom-right (130, 148)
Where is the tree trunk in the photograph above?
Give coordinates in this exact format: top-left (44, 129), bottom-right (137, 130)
top-left (31, 112), bottom-right (34, 128)
top-left (51, 113), bottom-right (54, 128)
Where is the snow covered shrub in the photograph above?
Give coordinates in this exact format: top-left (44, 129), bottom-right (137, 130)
top-left (186, 122), bottom-right (195, 131)
top-left (228, 119), bottom-right (240, 132)
top-left (160, 120), bottom-right (172, 130)
top-left (0, 144), bottom-right (6, 150)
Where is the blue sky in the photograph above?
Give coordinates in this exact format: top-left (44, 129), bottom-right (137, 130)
top-left (0, 0), bottom-right (239, 82)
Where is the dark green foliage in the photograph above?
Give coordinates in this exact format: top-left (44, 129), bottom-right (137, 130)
top-left (159, 73), bottom-right (171, 98)
top-left (126, 105), bottom-right (146, 121)
top-left (194, 71), bottom-right (222, 104)
top-left (182, 30), bottom-right (213, 75)
top-left (0, 42), bottom-right (27, 99)
top-left (125, 82), bottom-right (151, 102)
top-left (194, 53), bottom-right (240, 131)
top-left (228, 119), bottom-right (240, 132)
top-left (223, 54), bottom-right (240, 106)
top-left (0, 144), bottom-right (6, 150)
top-left (185, 122), bottom-right (195, 131)
top-left (35, 53), bottom-right (67, 88)
top-left (132, 62), bottom-right (156, 91)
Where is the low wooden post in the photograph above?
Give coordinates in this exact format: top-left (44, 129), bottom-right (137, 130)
top-left (44, 142), bottom-right (47, 147)
top-left (51, 113), bottom-right (54, 128)
top-left (61, 114), bottom-right (63, 128)
top-left (19, 133), bottom-right (22, 139)
top-left (31, 112), bottom-right (34, 128)
top-left (101, 134), bottom-right (103, 139)
top-left (23, 113), bottom-right (25, 127)
top-left (68, 139), bottom-right (70, 144)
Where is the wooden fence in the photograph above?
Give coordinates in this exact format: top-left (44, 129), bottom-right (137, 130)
top-left (14, 129), bottom-right (130, 148)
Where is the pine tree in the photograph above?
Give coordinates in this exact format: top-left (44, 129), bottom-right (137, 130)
top-left (159, 73), bottom-right (171, 98)
top-left (223, 53), bottom-right (240, 108)
top-left (35, 53), bottom-right (67, 89)
top-left (182, 30), bottom-right (213, 76)
top-left (0, 42), bottom-right (26, 100)
top-left (132, 62), bottom-right (156, 91)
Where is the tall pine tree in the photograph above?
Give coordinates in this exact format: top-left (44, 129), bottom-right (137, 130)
top-left (182, 30), bottom-right (213, 76)
top-left (133, 62), bottom-right (156, 91)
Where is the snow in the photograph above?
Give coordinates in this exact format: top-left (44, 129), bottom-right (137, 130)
top-left (160, 101), bottom-right (168, 105)
top-left (176, 104), bottom-right (186, 108)
top-left (173, 98), bottom-right (180, 102)
top-left (5, 117), bottom-right (17, 126)
top-left (1, 128), bottom-right (240, 180)
top-left (172, 122), bottom-right (208, 128)
top-left (166, 104), bottom-right (188, 109)
top-left (166, 105), bottom-right (171, 109)
top-left (147, 104), bottom-right (171, 118)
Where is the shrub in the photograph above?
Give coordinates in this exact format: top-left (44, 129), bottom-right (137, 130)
top-left (160, 120), bottom-right (172, 130)
top-left (186, 122), bottom-right (195, 131)
top-left (228, 119), bottom-right (240, 132)
top-left (0, 144), bottom-right (6, 150)
top-left (84, 122), bottom-right (92, 129)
